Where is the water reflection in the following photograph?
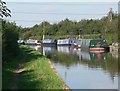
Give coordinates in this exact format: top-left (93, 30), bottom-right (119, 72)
top-left (30, 45), bottom-right (118, 89)
top-left (29, 45), bottom-right (41, 50)
top-left (42, 46), bottom-right (57, 52)
top-left (57, 46), bottom-right (71, 53)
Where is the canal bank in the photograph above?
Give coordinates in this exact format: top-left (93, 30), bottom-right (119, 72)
top-left (48, 60), bottom-right (70, 90)
top-left (2, 45), bottom-right (68, 90)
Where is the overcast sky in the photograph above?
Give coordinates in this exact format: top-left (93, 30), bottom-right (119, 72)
top-left (3, 0), bottom-right (119, 28)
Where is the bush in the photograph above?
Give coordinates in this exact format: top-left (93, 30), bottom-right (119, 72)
top-left (2, 20), bottom-right (19, 62)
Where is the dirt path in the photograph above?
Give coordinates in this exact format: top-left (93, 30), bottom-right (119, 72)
top-left (11, 73), bottom-right (19, 89)
top-left (11, 49), bottom-right (26, 90)
top-left (11, 64), bottom-right (25, 89)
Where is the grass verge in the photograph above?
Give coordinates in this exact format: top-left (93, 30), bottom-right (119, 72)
top-left (2, 45), bottom-right (64, 89)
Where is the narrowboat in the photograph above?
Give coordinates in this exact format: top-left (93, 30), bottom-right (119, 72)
top-left (89, 39), bottom-right (109, 52)
top-left (57, 38), bottom-right (73, 46)
top-left (77, 39), bottom-right (109, 52)
top-left (26, 39), bottom-right (41, 45)
top-left (17, 40), bottom-right (25, 44)
top-left (41, 39), bottom-right (57, 46)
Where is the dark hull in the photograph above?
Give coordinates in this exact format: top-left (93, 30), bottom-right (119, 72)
top-left (57, 44), bottom-right (71, 46)
top-left (103, 46), bottom-right (110, 52)
top-left (25, 43), bottom-right (38, 45)
top-left (41, 43), bottom-right (57, 46)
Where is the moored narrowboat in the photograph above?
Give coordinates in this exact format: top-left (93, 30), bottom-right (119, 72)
top-left (41, 39), bottom-right (57, 46)
top-left (17, 40), bottom-right (25, 44)
top-left (26, 39), bottom-right (41, 45)
top-left (77, 38), bottom-right (109, 52)
top-left (57, 38), bottom-right (73, 46)
top-left (89, 39), bottom-right (109, 52)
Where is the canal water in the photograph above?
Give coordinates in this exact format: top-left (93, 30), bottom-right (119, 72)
top-left (30, 45), bottom-right (118, 89)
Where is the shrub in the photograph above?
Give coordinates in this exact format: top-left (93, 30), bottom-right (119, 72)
top-left (2, 20), bottom-right (19, 62)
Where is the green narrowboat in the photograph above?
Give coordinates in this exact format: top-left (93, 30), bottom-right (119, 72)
top-left (76, 39), bottom-right (109, 52)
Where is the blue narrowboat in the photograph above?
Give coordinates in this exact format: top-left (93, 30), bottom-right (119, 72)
top-left (17, 40), bottom-right (25, 44)
top-left (41, 39), bottom-right (57, 46)
top-left (26, 39), bottom-right (41, 45)
top-left (57, 38), bottom-right (73, 46)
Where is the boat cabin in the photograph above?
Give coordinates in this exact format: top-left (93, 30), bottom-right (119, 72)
top-left (17, 40), bottom-right (25, 44)
top-left (41, 39), bottom-right (57, 46)
top-left (57, 38), bottom-right (73, 46)
top-left (26, 39), bottom-right (40, 45)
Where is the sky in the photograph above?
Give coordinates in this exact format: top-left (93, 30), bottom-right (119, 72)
top-left (4, 0), bottom-right (120, 2)
top-left (3, 0), bottom-right (119, 28)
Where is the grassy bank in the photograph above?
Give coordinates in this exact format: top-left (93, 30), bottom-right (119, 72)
top-left (3, 45), bottom-right (64, 89)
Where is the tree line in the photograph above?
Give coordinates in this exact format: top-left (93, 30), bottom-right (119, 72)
top-left (20, 13), bottom-right (118, 43)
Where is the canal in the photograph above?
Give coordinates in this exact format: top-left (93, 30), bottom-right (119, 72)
top-left (30, 45), bottom-right (118, 89)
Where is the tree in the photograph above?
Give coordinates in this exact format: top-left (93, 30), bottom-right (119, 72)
top-left (2, 20), bottom-right (19, 62)
top-left (0, 1), bottom-right (20, 62)
top-left (0, 0), bottom-right (11, 17)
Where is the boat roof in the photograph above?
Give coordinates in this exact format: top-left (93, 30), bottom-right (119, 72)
top-left (43, 38), bottom-right (55, 40)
